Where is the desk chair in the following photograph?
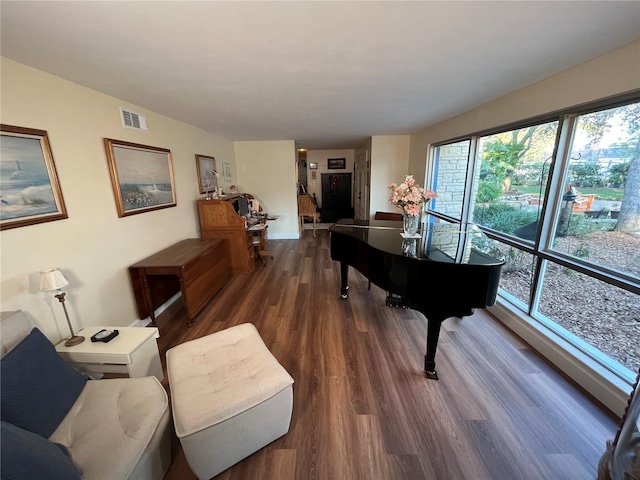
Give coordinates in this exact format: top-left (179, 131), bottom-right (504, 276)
top-left (298, 194), bottom-right (317, 237)
top-left (250, 224), bottom-right (273, 267)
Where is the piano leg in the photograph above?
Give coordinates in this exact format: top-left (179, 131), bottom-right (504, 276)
top-left (340, 261), bottom-right (350, 299)
top-left (424, 318), bottom-right (443, 380)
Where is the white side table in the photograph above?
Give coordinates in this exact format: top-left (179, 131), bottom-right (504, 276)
top-left (55, 326), bottom-right (163, 381)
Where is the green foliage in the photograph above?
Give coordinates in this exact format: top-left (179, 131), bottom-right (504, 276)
top-left (572, 243), bottom-right (591, 258)
top-left (481, 140), bottom-right (526, 183)
top-left (607, 161), bottom-right (630, 188)
top-left (568, 162), bottom-right (605, 188)
top-left (476, 179), bottom-right (503, 203)
top-left (564, 213), bottom-right (614, 237)
top-left (512, 161), bottom-right (546, 186)
top-left (474, 202), bottom-right (538, 235)
top-left (503, 247), bottom-right (531, 273)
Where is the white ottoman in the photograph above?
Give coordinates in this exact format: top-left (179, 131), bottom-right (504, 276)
top-left (166, 323), bottom-right (294, 480)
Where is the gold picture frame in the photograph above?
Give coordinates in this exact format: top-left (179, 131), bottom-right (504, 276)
top-left (104, 138), bottom-right (176, 217)
top-left (0, 124), bottom-right (68, 230)
top-left (195, 154), bottom-right (217, 194)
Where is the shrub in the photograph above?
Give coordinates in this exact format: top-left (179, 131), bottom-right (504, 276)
top-left (476, 179), bottom-right (503, 203)
top-left (474, 202), bottom-right (538, 235)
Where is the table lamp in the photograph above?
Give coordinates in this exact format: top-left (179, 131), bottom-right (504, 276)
top-left (39, 267), bottom-right (85, 346)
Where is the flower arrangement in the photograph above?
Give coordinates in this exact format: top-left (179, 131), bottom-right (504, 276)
top-left (388, 175), bottom-right (437, 216)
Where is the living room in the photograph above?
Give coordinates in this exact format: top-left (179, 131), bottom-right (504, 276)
top-left (1, 2), bottom-right (639, 479)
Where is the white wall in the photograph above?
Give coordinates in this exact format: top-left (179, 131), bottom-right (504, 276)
top-left (369, 135), bottom-right (410, 217)
top-left (0, 57), bottom-right (236, 341)
top-left (234, 140), bottom-right (298, 238)
top-left (305, 149), bottom-right (355, 208)
top-left (409, 40), bottom-right (640, 181)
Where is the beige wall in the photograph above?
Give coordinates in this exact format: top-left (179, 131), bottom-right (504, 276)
top-left (409, 40), bottom-right (640, 181)
top-left (234, 140), bottom-right (298, 238)
top-left (305, 149), bottom-right (355, 208)
top-left (370, 135), bottom-right (410, 217)
top-left (0, 57), bottom-right (236, 340)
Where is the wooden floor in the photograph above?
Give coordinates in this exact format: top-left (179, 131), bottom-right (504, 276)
top-left (157, 230), bottom-right (618, 480)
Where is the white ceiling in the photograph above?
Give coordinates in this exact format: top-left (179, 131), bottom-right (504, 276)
top-left (1, 1), bottom-right (639, 150)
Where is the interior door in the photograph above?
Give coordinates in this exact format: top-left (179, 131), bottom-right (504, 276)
top-left (354, 151), bottom-right (370, 219)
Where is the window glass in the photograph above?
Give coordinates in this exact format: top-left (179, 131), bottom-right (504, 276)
top-left (551, 103), bottom-right (640, 280)
top-left (537, 263), bottom-right (639, 374)
top-left (494, 242), bottom-right (536, 308)
top-left (428, 98), bottom-right (639, 384)
top-left (431, 140), bottom-right (469, 219)
top-left (472, 122), bottom-right (558, 240)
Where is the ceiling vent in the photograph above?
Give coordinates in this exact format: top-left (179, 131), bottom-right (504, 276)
top-left (120, 108), bottom-right (148, 131)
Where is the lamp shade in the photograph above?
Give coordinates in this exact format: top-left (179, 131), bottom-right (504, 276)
top-left (39, 268), bottom-right (69, 291)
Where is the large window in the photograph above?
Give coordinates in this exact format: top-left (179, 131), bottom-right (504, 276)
top-left (431, 140), bottom-right (470, 220)
top-left (428, 97), bottom-right (640, 380)
top-left (550, 104), bottom-right (640, 281)
top-left (473, 121), bottom-right (558, 240)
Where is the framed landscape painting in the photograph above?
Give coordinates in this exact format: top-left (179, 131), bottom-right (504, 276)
top-left (327, 158), bottom-right (346, 169)
top-left (0, 124), bottom-right (68, 230)
top-left (195, 154), bottom-right (217, 194)
top-left (104, 138), bottom-right (176, 217)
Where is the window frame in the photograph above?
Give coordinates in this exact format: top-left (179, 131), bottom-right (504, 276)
top-left (425, 91), bottom-right (640, 384)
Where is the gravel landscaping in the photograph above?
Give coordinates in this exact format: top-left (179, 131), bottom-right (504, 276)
top-left (501, 230), bottom-right (640, 374)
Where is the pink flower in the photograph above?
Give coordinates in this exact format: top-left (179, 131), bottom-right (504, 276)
top-left (387, 174), bottom-right (437, 215)
top-left (405, 203), bottom-right (421, 216)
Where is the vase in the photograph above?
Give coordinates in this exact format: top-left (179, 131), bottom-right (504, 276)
top-left (402, 213), bottom-right (420, 236)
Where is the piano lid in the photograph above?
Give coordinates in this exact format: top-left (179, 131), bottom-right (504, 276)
top-left (329, 217), bottom-right (505, 266)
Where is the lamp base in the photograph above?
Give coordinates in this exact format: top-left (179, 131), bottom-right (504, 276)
top-left (64, 335), bottom-right (85, 347)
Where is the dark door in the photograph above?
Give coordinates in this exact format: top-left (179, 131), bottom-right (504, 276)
top-left (321, 173), bottom-right (354, 222)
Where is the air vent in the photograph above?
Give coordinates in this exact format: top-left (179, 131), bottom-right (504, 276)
top-left (120, 108), bottom-right (148, 131)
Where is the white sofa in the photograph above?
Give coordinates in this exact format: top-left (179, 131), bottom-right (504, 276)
top-left (0, 310), bottom-right (171, 480)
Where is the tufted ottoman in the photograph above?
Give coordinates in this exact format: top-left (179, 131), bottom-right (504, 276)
top-left (166, 323), bottom-right (294, 479)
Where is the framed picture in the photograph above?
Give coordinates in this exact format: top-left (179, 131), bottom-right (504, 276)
top-left (0, 124), bottom-right (68, 230)
top-left (222, 161), bottom-right (232, 182)
top-left (195, 154), bottom-right (217, 194)
top-left (309, 162), bottom-right (318, 170)
top-left (328, 158), bottom-right (346, 169)
top-left (104, 138), bottom-right (176, 217)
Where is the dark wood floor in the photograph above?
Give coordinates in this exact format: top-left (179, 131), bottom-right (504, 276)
top-left (157, 229), bottom-right (618, 480)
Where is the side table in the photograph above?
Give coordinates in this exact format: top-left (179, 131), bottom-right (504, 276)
top-left (55, 326), bottom-right (163, 381)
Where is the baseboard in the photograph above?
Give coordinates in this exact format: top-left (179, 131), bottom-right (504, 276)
top-left (489, 299), bottom-right (631, 417)
top-left (269, 233), bottom-right (299, 240)
top-left (128, 292), bottom-right (182, 327)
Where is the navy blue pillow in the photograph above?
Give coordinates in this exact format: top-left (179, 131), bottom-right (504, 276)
top-left (0, 328), bottom-right (86, 438)
top-left (0, 421), bottom-right (81, 480)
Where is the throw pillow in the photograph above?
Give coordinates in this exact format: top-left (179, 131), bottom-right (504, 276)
top-left (0, 421), bottom-right (81, 480)
top-left (0, 328), bottom-right (87, 438)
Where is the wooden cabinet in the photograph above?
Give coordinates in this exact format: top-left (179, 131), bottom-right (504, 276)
top-left (197, 198), bottom-right (255, 274)
top-left (128, 238), bottom-right (229, 325)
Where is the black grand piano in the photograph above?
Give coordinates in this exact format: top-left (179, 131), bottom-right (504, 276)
top-left (329, 216), bottom-right (505, 380)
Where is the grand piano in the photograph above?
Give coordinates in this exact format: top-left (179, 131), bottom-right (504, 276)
top-left (329, 216), bottom-right (505, 380)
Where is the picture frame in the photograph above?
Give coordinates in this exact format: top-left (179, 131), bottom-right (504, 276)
top-left (0, 124), bottom-right (68, 230)
top-left (104, 138), bottom-right (176, 217)
top-left (309, 162), bottom-right (318, 170)
top-left (222, 161), bottom-right (232, 182)
top-left (327, 158), bottom-right (346, 169)
top-left (195, 154), bottom-right (217, 194)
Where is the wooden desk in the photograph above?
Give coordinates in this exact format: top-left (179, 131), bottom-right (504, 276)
top-left (197, 197), bottom-right (256, 274)
top-left (128, 238), bottom-right (229, 325)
